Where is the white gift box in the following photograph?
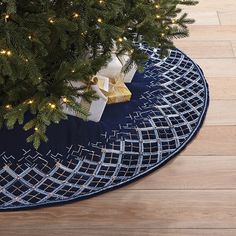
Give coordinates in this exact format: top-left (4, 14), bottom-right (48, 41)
top-left (98, 53), bottom-right (137, 83)
top-left (118, 54), bottom-right (138, 83)
top-left (63, 81), bottom-right (108, 123)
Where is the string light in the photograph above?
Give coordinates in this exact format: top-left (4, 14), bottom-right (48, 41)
top-left (28, 100), bottom-right (34, 104)
top-left (73, 13), bottom-right (80, 18)
top-left (156, 15), bottom-right (161, 19)
top-left (5, 14), bottom-right (10, 22)
top-left (118, 37), bottom-right (123, 43)
top-left (97, 18), bottom-right (103, 23)
top-left (48, 103), bottom-right (56, 109)
top-left (6, 51), bottom-right (12, 56)
top-left (49, 18), bottom-right (55, 24)
top-left (155, 4), bottom-right (160, 9)
top-left (0, 50), bottom-right (7, 55)
top-left (0, 50), bottom-right (12, 56)
top-left (5, 105), bottom-right (11, 109)
top-left (62, 97), bottom-right (69, 103)
top-left (34, 127), bottom-right (39, 131)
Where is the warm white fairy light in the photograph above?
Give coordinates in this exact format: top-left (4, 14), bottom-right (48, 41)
top-left (49, 18), bottom-right (55, 24)
top-left (73, 13), bottom-right (80, 18)
top-left (5, 104), bottom-right (11, 109)
top-left (0, 50), bottom-right (12, 56)
top-left (62, 97), bottom-right (69, 103)
top-left (97, 18), bottom-right (103, 23)
top-left (5, 14), bottom-right (10, 22)
top-left (48, 103), bottom-right (56, 109)
top-left (118, 37), bottom-right (123, 43)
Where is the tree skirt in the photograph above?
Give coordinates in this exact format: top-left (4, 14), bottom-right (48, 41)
top-left (0, 45), bottom-right (209, 211)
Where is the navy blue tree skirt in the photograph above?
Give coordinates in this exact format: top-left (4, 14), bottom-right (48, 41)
top-left (0, 45), bottom-right (209, 211)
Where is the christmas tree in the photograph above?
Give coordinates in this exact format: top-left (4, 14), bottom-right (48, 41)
top-left (0, 0), bottom-right (198, 149)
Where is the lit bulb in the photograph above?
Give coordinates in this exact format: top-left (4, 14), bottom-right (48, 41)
top-left (156, 15), bottom-right (161, 19)
top-left (6, 51), bottom-right (12, 56)
top-left (49, 103), bottom-right (56, 109)
top-left (155, 4), bottom-right (160, 9)
top-left (62, 97), bottom-right (69, 103)
top-left (5, 105), bottom-right (11, 109)
top-left (5, 14), bottom-right (10, 22)
top-left (28, 100), bottom-right (34, 104)
top-left (97, 18), bottom-right (103, 23)
top-left (49, 18), bottom-right (55, 24)
top-left (118, 37), bottom-right (123, 43)
top-left (0, 50), bottom-right (6, 55)
top-left (73, 13), bottom-right (79, 18)
top-left (34, 127), bottom-right (39, 131)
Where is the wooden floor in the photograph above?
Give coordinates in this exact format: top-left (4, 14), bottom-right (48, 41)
top-left (1, 1), bottom-right (236, 235)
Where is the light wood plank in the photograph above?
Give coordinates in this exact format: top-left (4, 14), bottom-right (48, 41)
top-left (175, 41), bottom-right (234, 58)
top-left (182, 126), bottom-right (236, 156)
top-left (181, 26), bottom-right (236, 41)
top-left (1, 190), bottom-right (236, 229)
top-left (218, 11), bottom-right (236, 25)
top-left (208, 78), bottom-right (236, 100)
top-left (1, 229), bottom-right (236, 236)
top-left (186, 10), bottom-right (220, 25)
top-left (126, 156), bottom-right (236, 190)
top-left (194, 58), bottom-right (236, 77)
top-left (206, 100), bottom-right (236, 126)
top-left (183, 0), bottom-right (236, 12)
top-left (232, 41), bottom-right (236, 56)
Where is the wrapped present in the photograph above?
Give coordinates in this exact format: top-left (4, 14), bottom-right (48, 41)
top-left (118, 54), bottom-right (138, 83)
top-left (97, 75), bottom-right (132, 105)
top-left (98, 52), bottom-right (137, 83)
top-left (63, 81), bottom-right (108, 122)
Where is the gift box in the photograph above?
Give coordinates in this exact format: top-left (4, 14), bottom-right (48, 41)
top-left (97, 75), bottom-right (132, 105)
top-left (98, 53), bottom-right (137, 84)
top-left (96, 52), bottom-right (134, 104)
top-left (63, 82), bottom-right (108, 122)
top-left (118, 54), bottom-right (138, 83)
